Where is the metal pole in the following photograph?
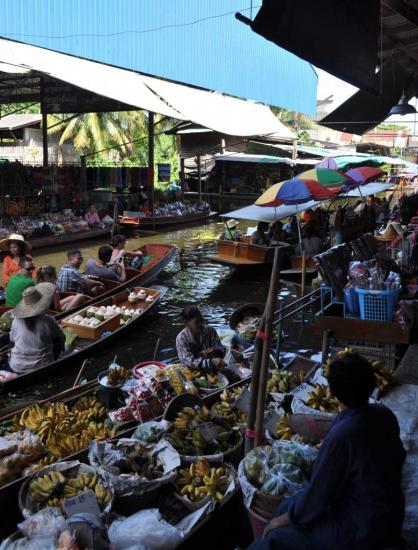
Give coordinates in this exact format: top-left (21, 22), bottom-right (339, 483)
top-left (180, 157), bottom-right (185, 203)
top-left (148, 111), bottom-right (155, 230)
top-left (42, 112), bottom-right (48, 168)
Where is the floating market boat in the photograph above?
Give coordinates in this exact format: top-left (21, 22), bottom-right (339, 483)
top-left (28, 227), bottom-right (112, 250)
top-left (119, 210), bottom-right (216, 229)
top-left (0, 285), bottom-right (167, 393)
top-left (206, 240), bottom-right (292, 269)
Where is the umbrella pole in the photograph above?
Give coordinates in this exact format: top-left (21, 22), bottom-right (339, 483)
top-left (301, 250), bottom-right (306, 296)
top-left (254, 247), bottom-right (281, 448)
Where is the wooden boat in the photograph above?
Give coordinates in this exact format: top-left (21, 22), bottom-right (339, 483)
top-left (0, 284), bottom-right (167, 393)
top-left (119, 210), bottom-right (216, 229)
top-left (280, 254), bottom-right (318, 282)
top-left (29, 227), bottom-right (111, 250)
top-left (206, 240), bottom-right (291, 268)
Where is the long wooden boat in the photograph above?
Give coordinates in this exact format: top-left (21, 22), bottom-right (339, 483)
top-left (119, 210), bottom-right (216, 229)
top-left (0, 284), bottom-right (168, 393)
top-left (206, 240), bottom-right (292, 268)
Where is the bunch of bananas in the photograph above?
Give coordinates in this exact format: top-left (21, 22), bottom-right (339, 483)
top-left (305, 384), bottom-right (339, 413)
top-left (180, 367), bottom-right (200, 381)
top-left (107, 366), bottom-right (131, 386)
top-left (210, 401), bottom-right (239, 426)
top-left (63, 473), bottom-right (111, 504)
top-left (29, 471), bottom-right (66, 502)
top-left (267, 370), bottom-right (304, 393)
top-left (276, 416), bottom-right (294, 440)
top-left (12, 397), bottom-right (111, 460)
top-left (173, 406), bottom-right (210, 432)
top-left (177, 459), bottom-right (228, 502)
top-left (220, 386), bottom-right (245, 404)
top-left (168, 406), bottom-right (238, 456)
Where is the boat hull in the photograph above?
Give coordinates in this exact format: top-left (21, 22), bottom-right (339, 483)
top-left (119, 210), bottom-right (216, 229)
top-left (207, 240), bottom-right (291, 268)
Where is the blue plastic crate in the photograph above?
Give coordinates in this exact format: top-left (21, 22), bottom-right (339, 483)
top-left (355, 288), bottom-right (401, 322)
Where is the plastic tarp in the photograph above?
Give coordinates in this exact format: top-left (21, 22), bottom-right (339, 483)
top-left (0, 37), bottom-right (288, 137)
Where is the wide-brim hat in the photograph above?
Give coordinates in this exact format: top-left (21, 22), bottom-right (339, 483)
top-left (225, 219), bottom-right (239, 229)
top-left (0, 233), bottom-right (32, 252)
top-left (14, 283), bottom-right (56, 319)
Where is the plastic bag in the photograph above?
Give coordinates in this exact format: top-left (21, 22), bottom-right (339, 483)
top-left (243, 446), bottom-right (274, 488)
top-left (271, 440), bottom-right (318, 477)
top-left (131, 421), bottom-right (165, 443)
top-left (260, 463), bottom-right (306, 497)
top-left (17, 507), bottom-right (66, 539)
top-left (0, 537), bottom-right (55, 550)
top-left (108, 508), bottom-right (183, 549)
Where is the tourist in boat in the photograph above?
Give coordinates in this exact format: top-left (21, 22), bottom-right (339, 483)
top-left (267, 221), bottom-right (286, 245)
top-left (85, 245), bottom-right (127, 283)
top-left (300, 223), bottom-right (324, 256)
top-left (85, 204), bottom-right (101, 226)
top-left (0, 234), bottom-right (34, 286)
top-left (221, 219), bottom-right (242, 241)
top-left (37, 265), bottom-right (85, 312)
top-left (138, 200), bottom-right (151, 216)
top-left (110, 234), bottom-right (143, 270)
top-left (250, 222), bottom-right (269, 246)
top-left (251, 353), bottom-right (405, 550)
top-left (56, 250), bottom-right (105, 296)
top-left (9, 283), bottom-right (65, 374)
top-left (5, 256), bottom-right (36, 307)
top-left (176, 305), bottom-right (225, 370)
top-left (282, 216), bottom-right (298, 242)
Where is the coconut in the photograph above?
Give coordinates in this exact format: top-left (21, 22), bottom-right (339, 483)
top-left (103, 312), bottom-right (113, 320)
top-left (115, 307), bottom-right (121, 314)
top-left (95, 313), bottom-right (104, 322)
top-left (85, 307), bottom-right (97, 318)
top-left (123, 312), bottom-right (131, 322)
top-left (145, 295), bottom-right (154, 303)
top-left (72, 314), bottom-right (84, 324)
top-left (128, 292), bottom-right (139, 304)
top-left (137, 290), bottom-right (147, 300)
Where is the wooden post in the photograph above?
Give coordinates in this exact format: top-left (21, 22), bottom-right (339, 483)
top-left (254, 247), bottom-right (281, 448)
top-left (148, 111), bottom-right (155, 229)
top-left (301, 250), bottom-right (306, 296)
top-left (42, 112), bottom-right (48, 168)
top-left (321, 329), bottom-right (332, 364)
top-left (80, 156), bottom-right (87, 193)
top-left (180, 157), bottom-right (185, 202)
top-left (197, 154), bottom-right (202, 205)
top-left (292, 139), bottom-right (298, 161)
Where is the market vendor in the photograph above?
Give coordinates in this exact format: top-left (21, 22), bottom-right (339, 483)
top-left (0, 234), bottom-right (34, 286)
top-left (85, 204), bottom-right (101, 226)
top-left (248, 353), bottom-right (406, 550)
top-left (5, 256), bottom-right (36, 306)
top-left (9, 283), bottom-right (64, 374)
top-left (176, 305), bottom-right (226, 370)
top-left (37, 265), bottom-right (85, 312)
top-left (85, 245), bottom-right (127, 283)
top-left (221, 219), bottom-right (242, 241)
top-left (56, 250), bottom-right (105, 296)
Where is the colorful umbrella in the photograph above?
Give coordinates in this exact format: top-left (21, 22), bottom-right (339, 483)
top-left (255, 177), bottom-right (337, 208)
top-left (298, 168), bottom-right (355, 189)
top-left (345, 166), bottom-right (386, 184)
top-left (315, 157), bottom-right (338, 170)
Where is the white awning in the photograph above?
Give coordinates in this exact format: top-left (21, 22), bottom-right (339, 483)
top-left (0, 37), bottom-right (288, 137)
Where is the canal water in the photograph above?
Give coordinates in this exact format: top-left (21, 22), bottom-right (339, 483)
top-left (2, 220), bottom-right (320, 407)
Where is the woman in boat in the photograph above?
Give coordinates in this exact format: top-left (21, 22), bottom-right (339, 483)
top-left (0, 234), bottom-right (34, 286)
top-left (300, 223), bottom-right (324, 257)
top-left (250, 222), bottom-right (269, 246)
top-left (37, 265), bottom-right (85, 312)
top-left (110, 234), bottom-right (143, 271)
top-left (221, 219), bottom-right (242, 241)
top-left (9, 283), bottom-right (65, 374)
top-left (85, 245), bottom-right (127, 283)
top-left (267, 221), bottom-right (286, 246)
top-left (85, 204), bottom-right (101, 226)
top-left (176, 305), bottom-right (226, 371)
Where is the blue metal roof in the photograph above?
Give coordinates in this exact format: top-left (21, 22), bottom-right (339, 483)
top-left (0, 0), bottom-right (317, 115)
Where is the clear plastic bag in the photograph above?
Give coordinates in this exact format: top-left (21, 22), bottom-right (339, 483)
top-left (243, 446), bottom-right (275, 488)
top-left (131, 421), bottom-right (165, 443)
top-left (271, 440), bottom-right (318, 477)
top-left (17, 507), bottom-right (66, 539)
top-left (108, 508), bottom-right (183, 549)
top-left (0, 537), bottom-right (55, 550)
top-left (260, 463), bottom-right (306, 497)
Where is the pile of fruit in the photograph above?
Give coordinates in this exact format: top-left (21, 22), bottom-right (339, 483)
top-left (13, 397), bottom-right (112, 460)
top-left (304, 384), bottom-right (339, 413)
top-left (155, 365), bottom-right (197, 395)
top-left (0, 315), bottom-right (12, 333)
top-left (193, 373), bottom-right (226, 390)
top-left (108, 442), bottom-right (164, 480)
top-left (176, 459), bottom-right (229, 503)
top-left (107, 366), bottom-right (131, 386)
top-left (275, 416), bottom-right (294, 441)
top-left (28, 469), bottom-right (111, 512)
top-left (267, 370), bottom-right (304, 394)
top-left (210, 386), bottom-right (247, 425)
top-left (236, 317), bottom-right (278, 342)
top-left (167, 405), bottom-right (240, 456)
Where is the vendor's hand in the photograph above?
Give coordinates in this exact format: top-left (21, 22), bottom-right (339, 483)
top-left (211, 358), bottom-right (225, 370)
top-left (199, 347), bottom-right (214, 358)
top-left (263, 513), bottom-right (289, 537)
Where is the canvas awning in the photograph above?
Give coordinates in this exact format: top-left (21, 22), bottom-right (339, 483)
top-left (214, 153), bottom-right (295, 165)
top-left (0, 36), bottom-right (287, 137)
top-left (221, 182), bottom-right (396, 222)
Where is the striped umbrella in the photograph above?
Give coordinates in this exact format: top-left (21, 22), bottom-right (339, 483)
top-left (255, 177), bottom-right (337, 208)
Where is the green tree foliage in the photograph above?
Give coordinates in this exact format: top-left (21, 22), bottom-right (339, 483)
top-left (0, 103), bottom-right (40, 116)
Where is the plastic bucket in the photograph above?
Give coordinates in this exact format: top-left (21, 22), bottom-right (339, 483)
top-left (247, 506), bottom-right (269, 540)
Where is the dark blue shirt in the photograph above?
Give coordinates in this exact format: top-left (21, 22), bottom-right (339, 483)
top-left (288, 404), bottom-right (406, 549)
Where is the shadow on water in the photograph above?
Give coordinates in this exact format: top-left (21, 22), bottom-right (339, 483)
top-left (1, 221), bottom-right (321, 407)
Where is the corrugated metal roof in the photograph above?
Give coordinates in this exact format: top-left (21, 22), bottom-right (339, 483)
top-left (0, 0), bottom-right (317, 115)
top-left (0, 113), bottom-right (41, 130)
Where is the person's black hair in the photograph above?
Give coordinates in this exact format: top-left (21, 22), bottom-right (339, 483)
top-left (257, 222), bottom-right (269, 231)
top-left (37, 264), bottom-right (56, 283)
top-left (8, 240), bottom-right (25, 257)
top-left (19, 255), bottom-right (33, 267)
top-left (327, 352), bottom-right (376, 407)
top-left (67, 249), bottom-right (82, 259)
top-left (98, 245), bottom-right (113, 264)
top-left (110, 234), bottom-right (126, 248)
top-left (181, 305), bottom-right (203, 322)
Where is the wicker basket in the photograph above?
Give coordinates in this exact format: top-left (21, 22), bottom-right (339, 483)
top-left (179, 431), bottom-right (243, 466)
top-left (251, 490), bottom-right (283, 519)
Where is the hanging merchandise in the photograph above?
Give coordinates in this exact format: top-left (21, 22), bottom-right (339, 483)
top-left (158, 163), bottom-right (171, 182)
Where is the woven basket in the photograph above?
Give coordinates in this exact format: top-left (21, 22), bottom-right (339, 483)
top-left (251, 490), bottom-right (283, 519)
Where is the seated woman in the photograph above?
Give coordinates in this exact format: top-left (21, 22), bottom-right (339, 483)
top-left (0, 234), bottom-right (35, 287)
top-left (110, 235), bottom-right (143, 271)
top-left (176, 306), bottom-right (226, 371)
top-left (220, 219), bottom-right (242, 241)
top-left (300, 223), bottom-right (324, 256)
top-left (250, 222), bottom-right (269, 246)
top-left (9, 283), bottom-right (65, 374)
top-left (267, 221), bottom-right (285, 246)
top-left (85, 204), bottom-right (101, 226)
top-left (37, 265), bottom-right (85, 312)
top-left (85, 245), bottom-right (127, 283)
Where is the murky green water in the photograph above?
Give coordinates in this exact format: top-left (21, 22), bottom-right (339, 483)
top-left (2, 220), bottom-right (320, 407)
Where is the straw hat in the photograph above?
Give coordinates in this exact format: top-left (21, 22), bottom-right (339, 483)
top-left (225, 219), bottom-right (239, 229)
top-left (0, 233), bottom-right (32, 252)
top-left (14, 283), bottom-right (56, 319)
